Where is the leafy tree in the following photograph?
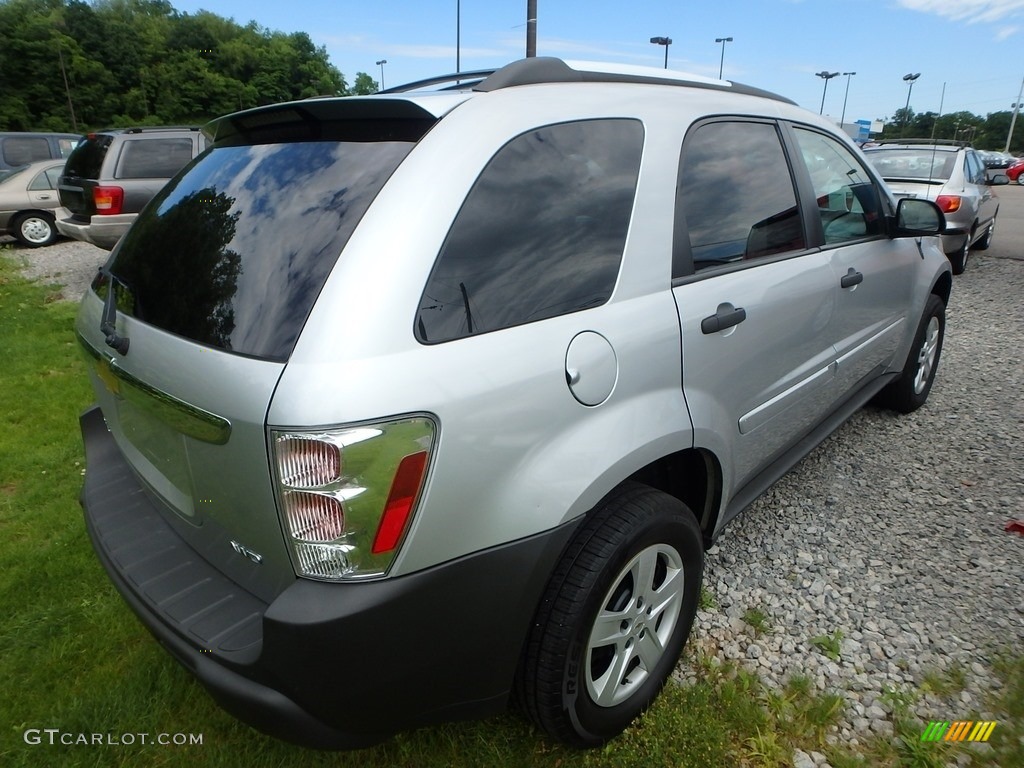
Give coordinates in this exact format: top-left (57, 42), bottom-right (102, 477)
top-left (352, 72), bottom-right (378, 95)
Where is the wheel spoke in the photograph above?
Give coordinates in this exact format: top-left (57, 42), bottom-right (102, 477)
top-left (589, 609), bottom-right (629, 646)
top-left (635, 627), bottom-right (665, 670)
top-left (592, 641), bottom-right (637, 706)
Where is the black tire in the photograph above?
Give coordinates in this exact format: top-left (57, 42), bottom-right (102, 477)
top-left (13, 211), bottom-right (57, 248)
top-left (876, 294), bottom-right (945, 414)
top-left (946, 235), bottom-right (970, 275)
top-left (516, 482), bottom-right (703, 747)
top-left (974, 218), bottom-right (995, 251)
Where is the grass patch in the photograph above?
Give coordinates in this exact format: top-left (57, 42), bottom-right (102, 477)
top-left (810, 630), bottom-right (843, 662)
top-left (920, 663), bottom-right (968, 698)
top-left (743, 607), bottom-right (771, 636)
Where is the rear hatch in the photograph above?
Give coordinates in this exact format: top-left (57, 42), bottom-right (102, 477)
top-left (59, 133), bottom-right (111, 217)
top-left (76, 98), bottom-right (453, 601)
top-left (864, 146), bottom-right (956, 202)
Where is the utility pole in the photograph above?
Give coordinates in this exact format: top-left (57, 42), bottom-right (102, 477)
top-left (1005, 74), bottom-right (1024, 153)
top-left (526, 0), bottom-right (537, 58)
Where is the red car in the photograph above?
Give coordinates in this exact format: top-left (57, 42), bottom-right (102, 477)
top-left (1006, 159), bottom-right (1024, 184)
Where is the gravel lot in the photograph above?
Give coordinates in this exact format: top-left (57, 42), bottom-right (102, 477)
top-left (8, 202), bottom-right (1023, 760)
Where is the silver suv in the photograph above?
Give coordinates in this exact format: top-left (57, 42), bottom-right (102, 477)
top-left (863, 139), bottom-right (1006, 274)
top-left (75, 58), bottom-right (951, 749)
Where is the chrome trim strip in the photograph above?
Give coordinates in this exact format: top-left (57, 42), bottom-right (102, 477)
top-left (738, 363), bottom-right (835, 435)
top-left (77, 332), bottom-right (232, 445)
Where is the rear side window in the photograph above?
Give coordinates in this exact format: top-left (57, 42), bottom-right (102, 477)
top-left (116, 138), bottom-right (195, 179)
top-left (416, 119), bottom-right (643, 343)
top-left (679, 121), bottom-right (805, 271)
top-left (64, 135), bottom-right (113, 179)
top-left (58, 138), bottom-right (78, 158)
top-left (2, 137), bottom-right (50, 166)
top-left (103, 129), bottom-right (425, 361)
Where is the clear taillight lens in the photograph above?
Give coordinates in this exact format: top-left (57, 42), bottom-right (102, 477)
top-left (271, 418), bottom-right (435, 580)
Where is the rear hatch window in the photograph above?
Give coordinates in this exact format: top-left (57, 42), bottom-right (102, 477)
top-left (99, 117), bottom-right (432, 361)
top-left (864, 148), bottom-right (956, 181)
top-left (64, 134), bottom-right (113, 180)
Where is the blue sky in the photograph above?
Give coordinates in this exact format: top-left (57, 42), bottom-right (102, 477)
top-left (171, 0), bottom-right (1024, 125)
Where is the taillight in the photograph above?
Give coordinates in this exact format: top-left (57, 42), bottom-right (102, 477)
top-left (93, 186), bottom-right (124, 215)
top-left (271, 418), bottom-right (435, 580)
top-left (935, 195), bottom-right (962, 214)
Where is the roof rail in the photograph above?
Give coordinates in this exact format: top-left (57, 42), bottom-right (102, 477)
top-left (874, 138), bottom-right (969, 148)
top-left (385, 57), bottom-right (795, 105)
top-left (381, 69), bottom-right (497, 94)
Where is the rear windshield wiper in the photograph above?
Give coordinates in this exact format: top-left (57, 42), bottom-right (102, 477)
top-left (98, 267), bottom-right (130, 355)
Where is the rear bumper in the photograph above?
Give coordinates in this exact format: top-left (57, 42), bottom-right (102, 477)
top-left (79, 405), bottom-right (577, 748)
top-left (57, 214), bottom-right (134, 250)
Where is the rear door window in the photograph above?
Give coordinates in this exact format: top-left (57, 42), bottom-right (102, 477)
top-left (2, 137), bottom-right (50, 166)
top-left (116, 138), bottom-right (196, 179)
top-left (416, 119), bottom-right (643, 343)
top-left (677, 120), bottom-right (805, 273)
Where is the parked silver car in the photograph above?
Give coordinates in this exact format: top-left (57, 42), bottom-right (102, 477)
top-left (0, 159), bottom-right (68, 247)
top-left (863, 140), bottom-right (1006, 274)
top-left (75, 57), bottom-right (951, 749)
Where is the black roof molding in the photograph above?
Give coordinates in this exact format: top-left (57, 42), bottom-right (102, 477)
top-left (472, 57), bottom-right (796, 105)
top-left (380, 69), bottom-right (497, 94)
top-left (874, 138), bottom-right (969, 148)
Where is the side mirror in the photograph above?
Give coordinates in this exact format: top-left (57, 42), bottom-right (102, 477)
top-left (891, 197), bottom-right (944, 238)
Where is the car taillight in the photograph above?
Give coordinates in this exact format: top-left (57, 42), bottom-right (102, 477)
top-left (93, 186), bottom-right (124, 215)
top-left (271, 418), bottom-right (435, 580)
top-left (935, 195), bottom-right (962, 214)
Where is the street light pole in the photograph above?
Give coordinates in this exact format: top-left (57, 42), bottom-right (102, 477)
top-left (715, 37), bottom-right (732, 79)
top-left (650, 36), bottom-right (672, 69)
top-left (840, 71), bottom-right (856, 127)
top-left (1004, 75), bottom-right (1024, 152)
top-left (376, 59), bottom-right (387, 90)
top-left (456, 0), bottom-right (460, 73)
top-left (526, 0), bottom-right (537, 58)
top-left (902, 72), bottom-right (920, 136)
top-left (815, 71), bottom-right (839, 115)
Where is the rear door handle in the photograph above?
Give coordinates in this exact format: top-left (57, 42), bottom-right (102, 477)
top-left (840, 269), bottom-right (863, 289)
top-left (701, 305), bottom-right (747, 334)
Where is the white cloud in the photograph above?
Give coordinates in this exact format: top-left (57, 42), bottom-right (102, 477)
top-left (897, 0), bottom-right (1024, 24)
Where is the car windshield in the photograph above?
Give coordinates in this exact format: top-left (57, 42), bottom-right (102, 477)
top-left (863, 148), bottom-right (956, 181)
top-left (99, 122), bottom-right (430, 361)
top-left (0, 165), bottom-right (29, 185)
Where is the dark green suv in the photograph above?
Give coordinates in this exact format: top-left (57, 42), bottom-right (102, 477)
top-left (57, 126), bottom-right (206, 250)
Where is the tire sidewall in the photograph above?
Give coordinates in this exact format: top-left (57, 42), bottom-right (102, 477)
top-left (560, 513), bottom-right (702, 744)
top-left (904, 295), bottom-right (945, 409)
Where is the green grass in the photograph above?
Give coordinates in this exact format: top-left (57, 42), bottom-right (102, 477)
top-left (810, 630), bottom-right (843, 662)
top-left (0, 252), bottom-right (1021, 768)
top-left (743, 607), bottom-right (771, 636)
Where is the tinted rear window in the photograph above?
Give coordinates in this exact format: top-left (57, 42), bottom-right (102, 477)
top-left (116, 137), bottom-right (195, 179)
top-left (863, 148), bottom-right (957, 181)
top-left (101, 133), bottom-right (422, 360)
top-left (65, 135), bottom-right (114, 179)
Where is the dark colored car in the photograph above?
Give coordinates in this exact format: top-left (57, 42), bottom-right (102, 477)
top-left (57, 127), bottom-right (206, 250)
top-left (0, 132), bottom-right (79, 172)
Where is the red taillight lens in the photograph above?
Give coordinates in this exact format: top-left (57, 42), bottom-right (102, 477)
top-left (93, 186), bottom-right (124, 215)
top-left (372, 451), bottom-right (429, 554)
top-left (935, 195), bottom-right (961, 213)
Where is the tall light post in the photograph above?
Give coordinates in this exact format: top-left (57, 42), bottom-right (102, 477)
top-left (816, 70), bottom-right (839, 115)
top-left (376, 59), bottom-right (387, 90)
top-left (1004, 74), bottom-right (1024, 152)
top-left (715, 36), bottom-right (732, 79)
top-left (650, 36), bottom-right (672, 69)
top-left (902, 72), bottom-right (920, 136)
top-left (840, 71), bottom-right (856, 127)
top-left (456, 0), bottom-right (460, 72)
top-left (526, 0), bottom-right (537, 58)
